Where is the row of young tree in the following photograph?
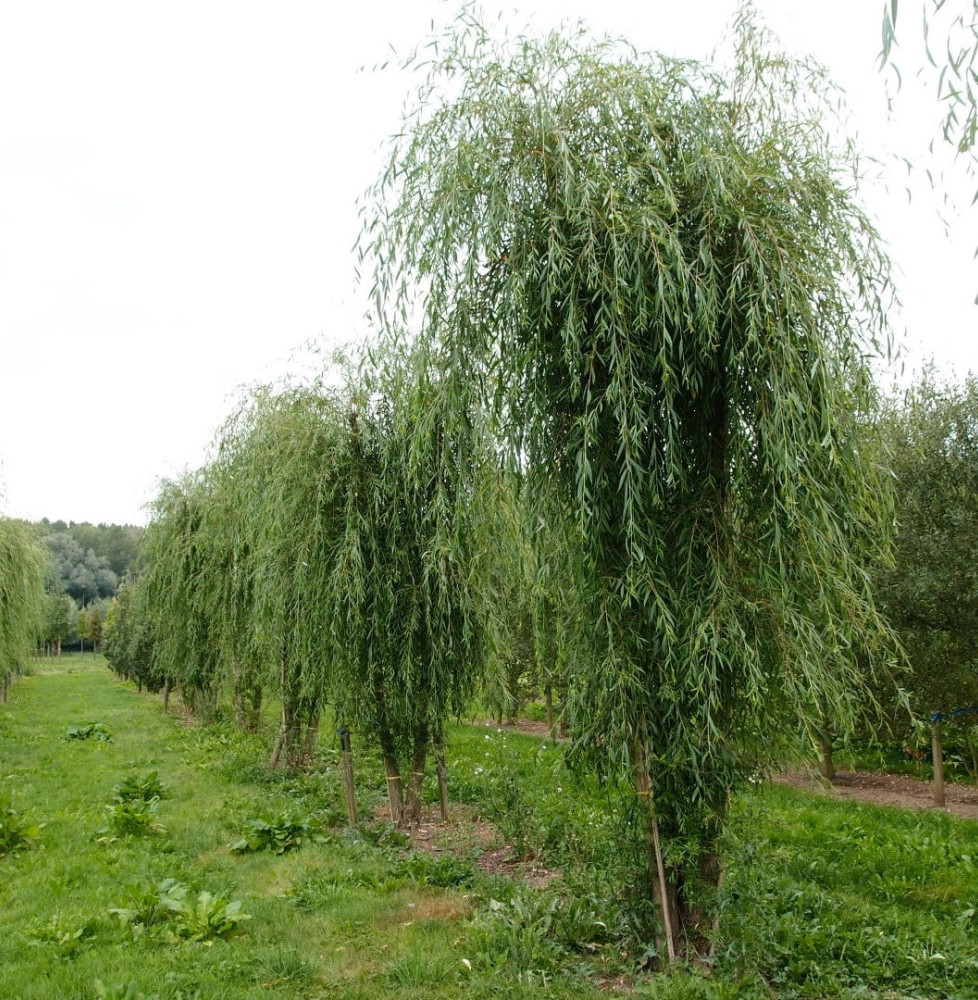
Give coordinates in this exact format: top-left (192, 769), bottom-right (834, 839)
top-left (104, 12), bottom-right (911, 964)
top-left (38, 590), bottom-right (110, 656)
top-left (105, 356), bottom-right (497, 828)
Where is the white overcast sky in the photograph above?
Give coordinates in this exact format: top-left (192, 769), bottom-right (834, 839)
top-left (0, 0), bottom-right (974, 526)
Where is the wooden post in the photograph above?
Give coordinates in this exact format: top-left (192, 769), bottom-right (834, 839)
top-left (339, 727), bottom-right (358, 827)
top-left (816, 696), bottom-right (835, 783)
top-left (932, 715), bottom-right (945, 808)
top-left (435, 744), bottom-right (450, 823)
top-left (631, 738), bottom-right (677, 964)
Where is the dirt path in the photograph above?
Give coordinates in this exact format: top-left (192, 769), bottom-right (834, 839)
top-left (775, 769), bottom-right (978, 821)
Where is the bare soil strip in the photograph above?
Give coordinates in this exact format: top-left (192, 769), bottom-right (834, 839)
top-left (775, 769), bottom-right (978, 820)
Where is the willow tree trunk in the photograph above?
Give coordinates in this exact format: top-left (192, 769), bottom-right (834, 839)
top-left (246, 685), bottom-right (263, 733)
top-left (383, 752), bottom-right (405, 824)
top-left (372, 675), bottom-right (405, 823)
top-left (295, 712), bottom-right (320, 770)
top-left (817, 697), bottom-right (835, 783)
top-left (269, 699), bottom-right (297, 771)
top-left (270, 658), bottom-right (300, 770)
top-left (403, 736), bottom-right (429, 826)
top-left (339, 726), bottom-right (358, 827)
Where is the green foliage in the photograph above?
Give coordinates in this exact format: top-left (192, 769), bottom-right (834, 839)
top-left (466, 891), bottom-right (613, 975)
top-left (0, 794), bottom-right (42, 855)
top-left (213, 383), bottom-right (353, 750)
top-left (363, 8), bottom-right (898, 947)
top-left (67, 722), bottom-right (112, 741)
top-left (110, 879), bottom-right (250, 942)
top-left (138, 474), bottom-right (230, 719)
top-left (163, 887), bottom-right (250, 942)
top-left (98, 797), bottom-right (165, 838)
top-left (44, 588), bottom-right (78, 649)
top-left (33, 518), bottom-right (142, 585)
top-left (3, 657), bottom-right (978, 997)
top-left (112, 771), bottom-right (169, 804)
top-left (102, 581), bottom-right (161, 692)
top-left (389, 851), bottom-right (477, 888)
top-left (27, 911), bottom-right (98, 960)
top-left (321, 354), bottom-right (490, 821)
top-left (229, 812), bottom-right (324, 854)
top-left (0, 517), bottom-right (47, 671)
top-left (874, 371), bottom-right (978, 719)
top-left (883, 0), bottom-right (978, 158)
top-left (108, 880), bottom-right (175, 933)
top-left (719, 784), bottom-right (978, 996)
top-left (86, 602), bottom-right (106, 651)
top-left (42, 531), bottom-right (118, 604)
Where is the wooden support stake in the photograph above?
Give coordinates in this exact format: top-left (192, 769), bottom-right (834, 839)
top-left (817, 697), bottom-right (835, 783)
top-left (631, 739), bottom-right (677, 964)
top-left (435, 745), bottom-right (450, 823)
top-left (340, 727), bottom-right (358, 827)
top-left (933, 716), bottom-right (945, 808)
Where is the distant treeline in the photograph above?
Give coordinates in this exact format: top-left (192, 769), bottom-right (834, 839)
top-left (29, 519), bottom-right (144, 603)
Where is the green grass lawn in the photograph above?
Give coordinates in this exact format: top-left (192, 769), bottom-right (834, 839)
top-left (2, 656), bottom-right (978, 999)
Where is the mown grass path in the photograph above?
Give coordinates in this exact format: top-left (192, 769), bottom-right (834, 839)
top-left (0, 657), bottom-right (531, 1000)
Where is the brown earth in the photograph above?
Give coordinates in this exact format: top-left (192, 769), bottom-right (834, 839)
top-left (774, 768), bottom-right (978, 821)
top-left (408, 801), bottom-right (560, 888)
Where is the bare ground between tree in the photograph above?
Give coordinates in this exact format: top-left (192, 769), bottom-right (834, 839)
top-left (385, 801), bottom-right (560, 888)
top-left (774, 769), bottom-right (978, 820)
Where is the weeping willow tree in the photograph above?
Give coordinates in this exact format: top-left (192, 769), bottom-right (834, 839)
top-left (0, 517), bottom-right (46, 692)
top-left (216, 382), bottom-right (350, 764)
top-left (362, 10), bottom-right (898, 958)
top-left (323, 353), bottom-right (489, 825)
top-left (206, 356), bottom-right (487, 806)
top-left (140, 473), bottom-right (235, 720)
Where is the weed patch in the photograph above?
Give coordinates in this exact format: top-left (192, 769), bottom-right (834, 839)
top-left (230, 812), bottom-right (325, 854)
top-left (0, 793), bottom-right (42, 855)
top-left (66, 722), bottom-right (112, 741)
